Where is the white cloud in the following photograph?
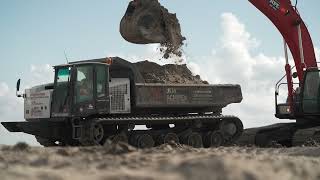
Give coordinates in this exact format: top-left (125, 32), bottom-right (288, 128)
top-left (0, 64), bottom-right (54, 145)
top-left (0, 83), bottom-right (23, 122)
top-left (0, 82), bottom-right (9, 97)
top-left (220, 13), bottom-right (260, 50)
top-left (0, 85), bottom-right (35, 145)
top-left (189, 13), bottom-right (289, 128)
top-left (29, 64), bottom-right (54, 86)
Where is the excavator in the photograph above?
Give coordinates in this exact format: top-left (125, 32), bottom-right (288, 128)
top-left (120, 0), bottom-right (319, 146)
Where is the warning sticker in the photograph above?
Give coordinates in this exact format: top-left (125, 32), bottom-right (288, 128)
top-left (268, 0), bottom-right (280, 10)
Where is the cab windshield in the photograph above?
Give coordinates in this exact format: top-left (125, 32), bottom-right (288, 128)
top-left (57, 68), bottom-right (70, 83)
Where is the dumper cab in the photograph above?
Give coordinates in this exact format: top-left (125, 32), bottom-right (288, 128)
top-left (51, 61), bottom-right (112, 118)
top-left (22, 58), bottom-right (133, 121)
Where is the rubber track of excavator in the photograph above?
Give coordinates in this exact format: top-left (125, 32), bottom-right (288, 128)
top-left (236, 123), bottom-right (296, 146)
top-left (292, 126), bottom-right (320, 146)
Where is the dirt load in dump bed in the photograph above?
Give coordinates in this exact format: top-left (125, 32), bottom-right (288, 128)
top-left (134, 60), bottom-right (208, 84)
top-left (120, 0), bottom-right (185, 59)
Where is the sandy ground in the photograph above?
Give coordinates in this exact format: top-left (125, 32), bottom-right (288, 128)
top-left (1, 143), bottom-right (320, 180)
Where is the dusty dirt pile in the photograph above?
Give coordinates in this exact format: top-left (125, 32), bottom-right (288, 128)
top-left (134, 60), bottom-right (208, 84)
top-left (120, 0), bottom-right (185, 59)
top-left (2, 143), bottom-right (320, 180)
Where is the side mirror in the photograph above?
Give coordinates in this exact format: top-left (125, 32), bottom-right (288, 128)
top-left (16, 79), bottom-right (22, 97)
top-left (16, 79), bottom-right (21, 92)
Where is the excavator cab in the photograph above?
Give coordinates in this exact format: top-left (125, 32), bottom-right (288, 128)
top-left (276, 68), bottom-right (320, 120)
top-left (301, 68), bottom-right (320, 115)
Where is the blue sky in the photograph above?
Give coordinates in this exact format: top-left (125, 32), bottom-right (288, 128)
top-left (0, 0), bottom-right (319, 145)
top-left (1, 0), bottom-right (319, 86)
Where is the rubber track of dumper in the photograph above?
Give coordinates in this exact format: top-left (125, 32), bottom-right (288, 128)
top-left (95, 115), bottom-right (243, 144)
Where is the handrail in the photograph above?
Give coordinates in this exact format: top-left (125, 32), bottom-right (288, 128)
top-left (275, 65), bottom-right (296, 94)
top-left (274, 62), bottom-right (320, 115)
top-left (275, 62), bottom-right (320, 94)
top-left (276, 82), bottom-right (300, 94)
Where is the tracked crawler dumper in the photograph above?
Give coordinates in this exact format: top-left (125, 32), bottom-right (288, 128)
top-left (2, 57), bottom-right (243, 148)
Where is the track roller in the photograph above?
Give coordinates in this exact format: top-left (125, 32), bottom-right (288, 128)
top-left (180, 131), bottom-right (203, 148)
top-left (164, 133), bottom-right (179, 144)
top-left (203, 131), bottom-right (224, 148)
top-left (157, 133), bottom-right (179, 145)
top-left (219, 118), bottom-right (243, 142)
top-left (79, 121), bottom-right (106, 146)
top-left (110, 133), bottom-right (128, 144)
top-left (131, 134), bottom-right (155, 148)
top-left (92, 123), bottom-right (105, 144)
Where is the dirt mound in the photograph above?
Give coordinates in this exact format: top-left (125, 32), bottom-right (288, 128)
top-left (134, 60), bottom-right (208, 84)
top-left (120, 0), bottom-right (185, 59)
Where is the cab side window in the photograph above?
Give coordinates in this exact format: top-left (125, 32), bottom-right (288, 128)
top-left (76, 65), bottom-right (94, 103)
top-left (96, 65), bottom-right (107, 98)
top-left (303, 71), bottom-right (320, 113)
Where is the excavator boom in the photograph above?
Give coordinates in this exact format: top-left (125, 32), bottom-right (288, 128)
top-left (249, 0), bottom-right (317, 82)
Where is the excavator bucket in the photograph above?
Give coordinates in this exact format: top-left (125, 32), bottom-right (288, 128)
top-left (120, 0), bottom-right (185, 58)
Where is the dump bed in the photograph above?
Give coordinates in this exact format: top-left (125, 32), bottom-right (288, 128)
top-left (135, 83), bottom-right (242, 108)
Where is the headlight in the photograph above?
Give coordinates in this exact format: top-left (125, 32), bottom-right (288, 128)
top-left (278, 104), bottom-right (291, 114)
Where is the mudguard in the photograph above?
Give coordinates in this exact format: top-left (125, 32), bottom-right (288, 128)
top-left (1, 121), bottom-right (67, 140)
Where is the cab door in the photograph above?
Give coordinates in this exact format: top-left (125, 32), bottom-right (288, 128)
top-left (302, 70), bottom-right (320, 114)
top-left (94, 64), bottom-right (110, 114)
top-left (73, 65), bottom-right (96, 116)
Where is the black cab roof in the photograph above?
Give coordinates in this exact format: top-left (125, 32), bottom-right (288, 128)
top-left (54, 57), bottom-right (113, 68)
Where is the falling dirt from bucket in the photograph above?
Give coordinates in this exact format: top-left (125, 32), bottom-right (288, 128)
top-left (120, 0), bottom-right (186, 59)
